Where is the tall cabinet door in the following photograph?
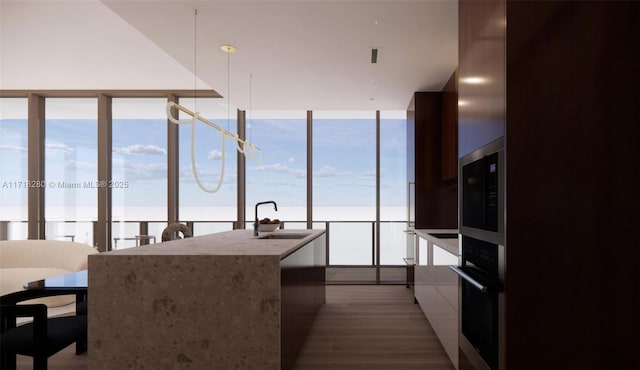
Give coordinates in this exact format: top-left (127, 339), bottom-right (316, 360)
top-left (407, 92), bottom-right (457, 230)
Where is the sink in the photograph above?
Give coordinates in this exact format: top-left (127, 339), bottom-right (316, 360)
top-left (258, 233), bottom-right (310, 240)
top-left (428, 233), bottom-right (458, 239)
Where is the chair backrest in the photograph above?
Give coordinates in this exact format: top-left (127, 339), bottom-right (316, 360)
top-left (0, 240), bottom-right (97, 271)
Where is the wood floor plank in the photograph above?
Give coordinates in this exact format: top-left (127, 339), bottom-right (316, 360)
top-left (293, 285), bottom-right (454, 370)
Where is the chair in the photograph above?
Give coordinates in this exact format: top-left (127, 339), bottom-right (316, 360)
top-left (1, 298), bottom-right (87, 370)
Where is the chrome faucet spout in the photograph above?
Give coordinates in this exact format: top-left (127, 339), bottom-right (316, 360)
top-left (254, 201), bottom-right (278, 236)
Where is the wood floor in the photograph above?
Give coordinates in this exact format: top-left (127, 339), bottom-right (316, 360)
top-left (292, 285), bottom-right (454, 370)
top-left (16, 285), bottom-right (453, 370)
top-left (16, 345), bottom-right (86, 370)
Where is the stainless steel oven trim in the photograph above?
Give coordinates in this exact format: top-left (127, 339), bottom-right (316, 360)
top-left (458, 137), bottom-right (505, 168)
top-left (449, 265), bottom-right (488, 293)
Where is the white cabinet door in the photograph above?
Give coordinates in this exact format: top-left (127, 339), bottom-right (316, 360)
top-left (414, 235), bottom-right (459, 369)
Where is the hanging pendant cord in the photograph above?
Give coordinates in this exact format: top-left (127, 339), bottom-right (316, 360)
top-left (227, 51), bottom-right (231, 132)
top-left (194, 9), bottom-right (197, 111)
top-left (249, 73), bottom-right (252, 144)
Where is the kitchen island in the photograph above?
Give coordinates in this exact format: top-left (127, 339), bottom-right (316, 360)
top-left (88, 229), bottom-right (326, 370)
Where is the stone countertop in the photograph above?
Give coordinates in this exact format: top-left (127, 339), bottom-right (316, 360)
top-left (98, 229), bottom-right (325, 259)
top-left (414, 229), bottom-right (459, 256)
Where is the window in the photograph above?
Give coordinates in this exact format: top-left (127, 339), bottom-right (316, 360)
top-left (5, 90), bottom-right (412, 281)
top-left (313, 111), bottom-right (376, 265)
top-left (178, 98), bottom-right (237, 235)
top-left (44, 98), bottom-right (97, 245)
top-left (380, 111), bottom-right (408, 265)
top-left (112, 98), bottom-right (167, 248)
top-left (245, 111), bottom-right (307, 229)
top-left (0, 98), bottom-right (28, 240)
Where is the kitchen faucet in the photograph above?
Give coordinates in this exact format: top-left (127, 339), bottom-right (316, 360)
top-left (254, 201), bottom-right (278, 236)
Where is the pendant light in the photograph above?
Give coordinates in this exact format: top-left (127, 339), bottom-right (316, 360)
top-left (166, 9), bottom-right (261, 193)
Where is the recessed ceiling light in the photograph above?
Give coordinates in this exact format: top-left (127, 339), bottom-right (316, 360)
top-left (460, 76), bottom-right (488, 85)
top-left (370, 98), bottom-right (375, 101)
top-left (458, 100), bottom-right (469, 107)
top-left (373, 20), bottom-right (379, 25)
top-left (220, 44), bottom-right (237, 53)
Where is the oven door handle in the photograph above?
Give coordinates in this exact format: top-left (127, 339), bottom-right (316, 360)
top-left (449, 265), bottom-right (489, 293)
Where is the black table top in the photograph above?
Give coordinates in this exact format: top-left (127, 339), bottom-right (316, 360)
top-left (23, 269), bottom-right (88, 290)
top-left (1, 270), bottom-right (87, 305)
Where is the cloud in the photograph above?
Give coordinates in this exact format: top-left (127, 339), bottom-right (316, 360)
top-left (250, 163), bottom-right (306, 178)
top-left (112, 158), bottom-right (167, 180)
top-left (179, 163), bottom-right (236, 185)
top-left (208, 150), bottom-right (223, 160)
top-left (0, 144), bottom-right (27, 152)
top-left (314, 166), bottom-right (377, 180)
top-left (360, 171), bottom-right (377, 179)
top-left (65, 160), bottom-right (96, 170)
top-left (113, 144), bottom-right (167, 155)
top-left (315, 166), bottom-right (337, 177)
top-left (288, 157), bottom-right (295, 164)
top-left (46, 142), bottom-right (74, 156)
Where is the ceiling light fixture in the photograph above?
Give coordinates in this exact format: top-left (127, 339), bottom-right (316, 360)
top-left (166, 11), bottom-right (260, 194)
top-left (460, 76), bottom-right (489, 85)
top-left (220, 44), bottom-right (237, 53)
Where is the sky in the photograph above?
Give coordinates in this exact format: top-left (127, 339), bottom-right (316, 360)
top-left (0, 98), bottom-right (406, 222)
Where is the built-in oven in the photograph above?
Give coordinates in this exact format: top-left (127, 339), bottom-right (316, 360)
top-left (455, 138), bottom-right (505, 370)
top-left (450, 236), bottom-right (503, 370)
top-left (459, 138), bottom-right (504, 245)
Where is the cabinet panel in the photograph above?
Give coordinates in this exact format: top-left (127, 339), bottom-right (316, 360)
top-left (504, 2), bottom-right (639, 369)
top-left (441, 71), bottom-right (458, 182)
top-left (414, 235), bottom-right (459, 369)
top-left (281, 234), bottom-right (326, 370)
top-left (408, 92), bottom-right (458, 229)
top-left (458, 0), bottom-right (506, 158)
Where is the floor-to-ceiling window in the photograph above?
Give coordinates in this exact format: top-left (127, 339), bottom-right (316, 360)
top-left (379, 111), bottom-right (409, 281)
top-left (178, 98), bottom-right (237, 235)
top-left (111, 98), bottom-right (168, 249)
top-left (313, 111), bottom-right (377, 270)
top-left (2, 91), bottom-right (410, 283)
top-left (0, 98), bottom-right (28, 240)
top-left (44, 98), bottom-right (97, 245)
top-left (245, 111), bottom-right (307, 229)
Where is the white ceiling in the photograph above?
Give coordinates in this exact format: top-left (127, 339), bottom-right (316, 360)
top-left (1, 0), bottom-right (458, 111)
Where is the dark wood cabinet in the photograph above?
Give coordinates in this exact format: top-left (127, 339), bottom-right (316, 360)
top-left (441, 71), bottom-right (458, 182)
top-left (458, 0), bottom-right (506, 158)
top-left (281, 234), bottom-right (326, 370)
top-left (459, 1), bottom-right (640, 368)
top-left (407, 91), bottom-right (457, 230)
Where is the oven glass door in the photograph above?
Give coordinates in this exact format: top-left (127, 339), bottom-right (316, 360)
top-left (461, 267), bottom-right (499, 370)
top-left (462, 157), bottom-right (486, 230)
top-left (462, 152), bottom-right (499, 233)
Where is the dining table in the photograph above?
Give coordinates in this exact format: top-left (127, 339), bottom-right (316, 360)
top-left (0, 269), bottom-right (88, 306)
